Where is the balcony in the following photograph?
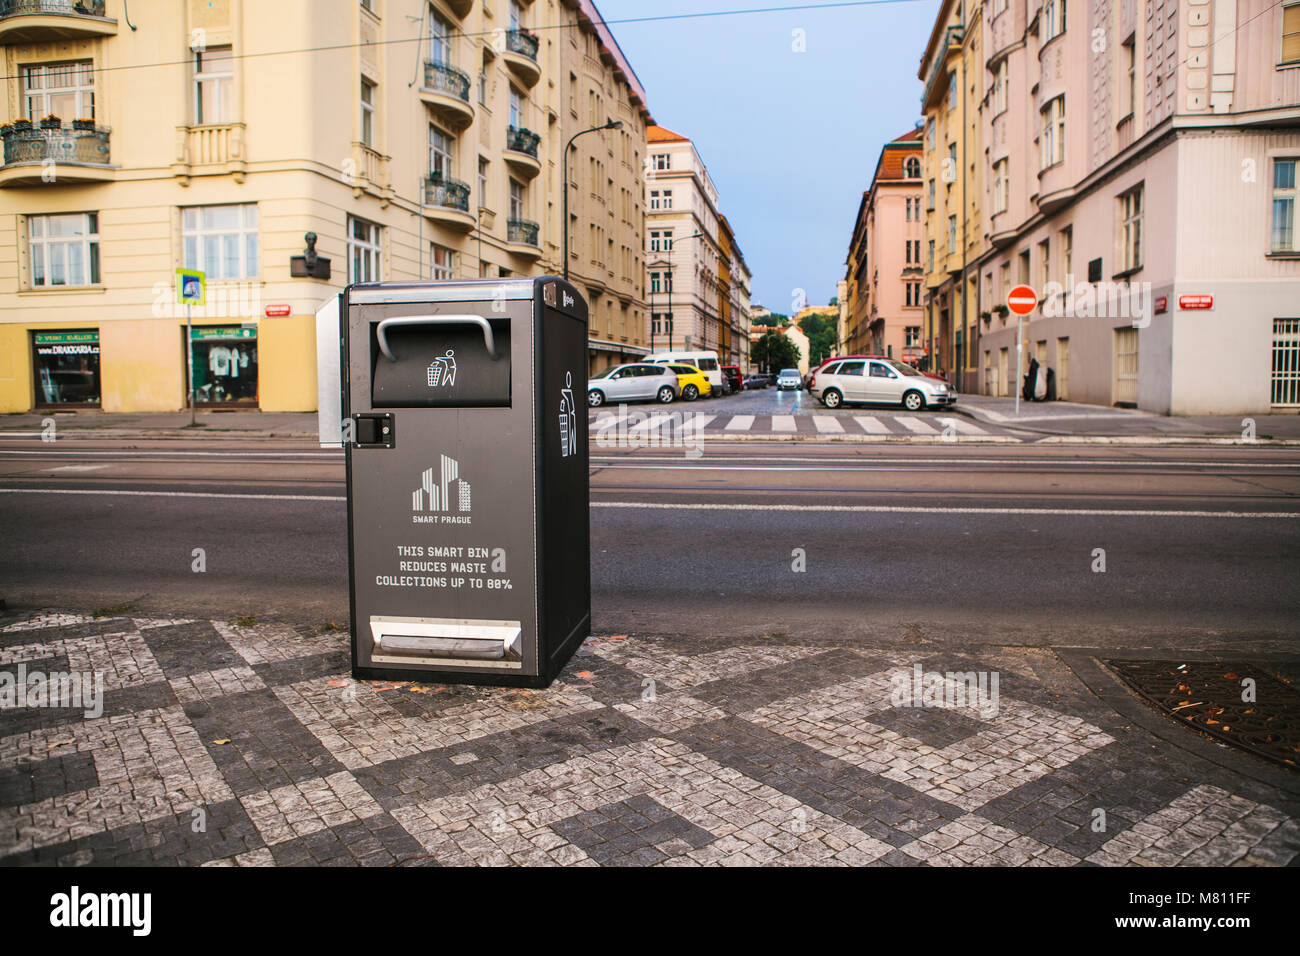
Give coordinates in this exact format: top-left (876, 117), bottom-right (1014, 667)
top-left (0, 123), bottom-right (114, 187)
top-left (445, 0), bottom-right (471, 17)
top-left (1036, 161), bottom-right (1075, 215)
top-left (419, 61), bottom-right (474, 130)
top-left (171, 122), bottom-right (247, 183)
top-left (503, 126), bottom-right (541, 179)
top-left (502, 29), bottom-right (541, 88)
top-left (505, 218), bottom-right (541, 258)
top-left (422, 174), bottom-right (475, 231)
top-left (0, 0), bottom-right (116, 42)
top-left (921, 24), bottom-right (963, 111)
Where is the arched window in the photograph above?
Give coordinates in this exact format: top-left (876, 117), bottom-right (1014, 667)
top-left (904, 156), bottom-right (921, 178)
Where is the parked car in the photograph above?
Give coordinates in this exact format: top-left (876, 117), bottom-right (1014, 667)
top-left (810, 358), bottom-right (956, 411)
top-left (775, 368), bottom-right (803, 390)
top-left (587, 363), bottom-right (679, 407)
top-left (743, 374), bottom-right (768, 390)
top-left (647, 350), bottom-right (724, 396)
top-left (666, 364), bottom-right (712, 401)
top-left (721, 365), bottom-right (743, 393)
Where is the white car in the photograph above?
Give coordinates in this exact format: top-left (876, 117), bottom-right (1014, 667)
top-left (775, 368), bottom-right (802, 390)
top-left (647, 350), bottom-right (724, 395)
top-left (811, 358), bottom-right (956, 411)
top-left (587, 363), bottom-right (680, 407)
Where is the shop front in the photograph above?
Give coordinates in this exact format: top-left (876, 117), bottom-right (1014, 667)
top-left (188, 325), bottom-right (258, 406)
top-left (33, 330), bottom-right (101, 407)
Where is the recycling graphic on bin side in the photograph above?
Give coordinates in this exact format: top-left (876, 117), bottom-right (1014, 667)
top-left (341, 277), bottom-right (590, 688)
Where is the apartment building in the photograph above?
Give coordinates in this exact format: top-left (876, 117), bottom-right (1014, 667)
top-left (716, 214), bottom-right (752, 368)
top-left (843, 126), bottom-right (926, 362)
top-left (643, 124), bottom-right (732, 358)
top-left (0, 0), bottom-right (651, 412)
top-left (918, 0), bottom-right (984, 389)
top-left (964, 0), bottom-right (1300, 413)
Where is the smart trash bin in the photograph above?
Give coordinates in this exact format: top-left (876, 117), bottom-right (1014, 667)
top-left (341, 277), bottom-right (590, 687)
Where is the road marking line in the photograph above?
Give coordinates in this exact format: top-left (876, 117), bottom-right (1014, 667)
top-left (853, 416), bottom-right (891, 434)
top-left (0, 489), bottom-right (344, 501)
top-left (688, 415), bottom-right (716, 433)
top-left (813, 416), bottom-right (844, 434)
top-left (45, 465), bottom-right (108, 473)
top-left (770, 415), bottom-right (796, 432)
top-left (895, 415), bottom-right (939, 435)
top-left (724, 415), bottom-right (755, 431)
top-left (936, 417), bottom-right (989, 436)
top-left (592, 502), bottom-right (1299, 518)
top-left (588, 454), bottom-right (1300, 468)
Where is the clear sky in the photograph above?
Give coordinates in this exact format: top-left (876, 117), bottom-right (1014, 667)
top-left (591, 0), bottom-right (940, 312)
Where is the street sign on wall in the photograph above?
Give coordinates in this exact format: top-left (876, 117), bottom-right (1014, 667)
top-left (1179, 295), bottom-right (1214, 310)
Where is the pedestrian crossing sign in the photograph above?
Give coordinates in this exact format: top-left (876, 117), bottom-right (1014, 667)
top-left (177, 268), bottom-right (205, 306)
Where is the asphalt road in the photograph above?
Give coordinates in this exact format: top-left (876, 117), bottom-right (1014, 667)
top-left (1, 437), bottom-right (1297, 652)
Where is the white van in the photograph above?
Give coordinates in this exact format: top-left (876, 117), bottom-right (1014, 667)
top-left (647, 351), bottom-right (724, 394)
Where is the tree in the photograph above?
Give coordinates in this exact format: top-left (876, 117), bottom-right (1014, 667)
top-left (798, 310), bottom-right (838, 366)
top-left (752, 330), bottom-right (801, 373)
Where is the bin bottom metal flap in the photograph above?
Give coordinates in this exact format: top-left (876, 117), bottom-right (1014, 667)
top-left (369, 617), bottom-right (523, 667)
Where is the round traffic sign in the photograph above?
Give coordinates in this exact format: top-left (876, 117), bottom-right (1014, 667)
top-left (1007, 285), bottom-right (1038, 316)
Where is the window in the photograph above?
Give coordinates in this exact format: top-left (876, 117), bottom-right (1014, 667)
top-left (429, 9), bottom-right (452, 64)
top-left (568, 72), bottom-right (577, 114)
top-left (1043, 0), bottom-right (1066, 41)
top-left (652, 153), bottom-right (670, 171)
top-left (1060, 226), bottom-right (1073, 277)
top-left (906, 282), bottom-right (922, 307)
top-left (1120, 184), bottom-right (1143, 271)
top-left (1039, 239), bottom-right (1051, 286)
top-left (993, 61), bottom-right (1008, 116)
top-left (928, 239), bottom-right (935, 271)
top-left (839, 361), bottom-right (865, 376)
top-left (948, 215), bottom-right (957, 253)
top-left (193, 46), bottom-right (233, 124)
top-left (1272, 159), bottom-right (1297, 252)
top-left (429, 124), bottom-right (453, 178)
top-left (1285, 2), bottom-right (1300, 64)
top-left (23, 61), bottom-right (95, 121)
top-left (925, 118), bottom-right (934, 149)
top-left (478, 156), bottom-right (489, 205)
top-left (905, 326), bottom-right (921, 347)
top-left (360, 78), bottom-right (375, 147)
top-left (509, 178), bottom-right (525, 221)
top-left (928, 178), bottom-right (936, 210)
top-left (509, 88), bottom-right (523, 129)
top-left (182, 205), bottom-right (258, 280)
top-left (649, 230), bottom-right (673, 252)
top-left (1041, 96), bottom-right (1065, 169)
top-left (430, 243), bottom-right (454, 280)
top-left (348, 216), bottom-right (381, 283)
top-left (1018, 250), bottom-right (1030, 284)
top-left (1121, 37), bottom-right (1136, 116)
top-left (993, 159), bottom-right (1009, 213)
top-left (28, 213), bottom-right (100, 287)
top-left (947, 142), bottom-right (957, 182)
top-left (478, 65), bottom-right (487, 106)
top-left (904, 156), bottom-right (921, 178)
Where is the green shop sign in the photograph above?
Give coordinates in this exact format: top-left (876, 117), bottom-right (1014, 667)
top-left (34, 331), bottom-right (99, 345)
top-left (190, 326), bottom-right (257, 341)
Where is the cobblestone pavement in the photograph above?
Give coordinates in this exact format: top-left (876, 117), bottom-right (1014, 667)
top-left (1, 613), bottom-right (1296, 866)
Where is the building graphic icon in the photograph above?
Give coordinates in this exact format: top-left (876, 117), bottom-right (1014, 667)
top-left (559, 371), bottom-right (577, 458)
top-left (411, 454), bottom-right (471, 513)
top-left (427, 350), bottom-right (457, 388)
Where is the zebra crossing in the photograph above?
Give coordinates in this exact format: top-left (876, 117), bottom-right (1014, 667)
top-left (589, 410), bottom-right (1020, 441)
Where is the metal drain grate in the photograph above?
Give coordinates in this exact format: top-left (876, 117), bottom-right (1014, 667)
top-left (1107, 660), bottom-right (1300, 770)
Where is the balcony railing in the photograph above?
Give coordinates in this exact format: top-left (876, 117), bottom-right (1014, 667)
top-left (423, 173), bottom-right (470, 213)
top-left (507, 218), bottom-right (539, 247)
top-left (921, 24), bottom-right (964, 109)
top-left (423, 61), bottom-right (471, 103)
top-left (506, 126), bottom-right (540, 158)
top-left (505, 29), bottom-right (539, 62)
top-left (0, 0), bottom-right (106, 16)
top-left (2, 124), bottom-right (109, 166)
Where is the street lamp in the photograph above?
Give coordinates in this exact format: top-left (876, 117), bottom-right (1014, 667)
top-left (563, 119), bottom-right (622, 281)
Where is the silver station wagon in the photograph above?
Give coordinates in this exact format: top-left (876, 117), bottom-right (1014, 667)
top-left (811, 358), bottom-right (956, 411)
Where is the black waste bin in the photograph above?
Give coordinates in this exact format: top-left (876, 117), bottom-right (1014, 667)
top-left (341, 277), bottom-right (590, 687)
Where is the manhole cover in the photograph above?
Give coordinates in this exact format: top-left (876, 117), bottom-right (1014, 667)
top-left (1107, 660), bottom-right (1300, 770)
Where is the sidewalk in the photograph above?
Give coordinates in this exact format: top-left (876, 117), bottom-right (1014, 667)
top-left (1, 611), bottom-right (1295, 866)
top-left (954, 394), bottom-right (1300, 441)
top-left (0, 410), bottom-right (320, 440)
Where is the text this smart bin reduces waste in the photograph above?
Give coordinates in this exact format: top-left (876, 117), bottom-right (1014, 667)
top-left (342, 277), bottom-right (590, 687)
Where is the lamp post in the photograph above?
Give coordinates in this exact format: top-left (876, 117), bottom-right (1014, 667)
top-left (563, 119), bottom-right (622, 281)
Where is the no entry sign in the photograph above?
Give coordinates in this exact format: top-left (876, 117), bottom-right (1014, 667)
top-left (1007, 285), bottom-right (1038, 316)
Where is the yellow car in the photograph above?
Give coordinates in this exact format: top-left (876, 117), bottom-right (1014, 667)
top-left (668, 364), bottom-right (712, 401)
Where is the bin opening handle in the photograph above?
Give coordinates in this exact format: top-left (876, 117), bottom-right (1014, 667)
top-left (375, 315), bottom-right (499, 362)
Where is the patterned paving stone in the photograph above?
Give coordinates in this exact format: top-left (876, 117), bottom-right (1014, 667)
top-left (0, 615), bottom-right (1295, 866)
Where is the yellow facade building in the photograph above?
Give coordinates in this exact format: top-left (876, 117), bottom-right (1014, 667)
top-left (0, 0), bottom-right (651, 413)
